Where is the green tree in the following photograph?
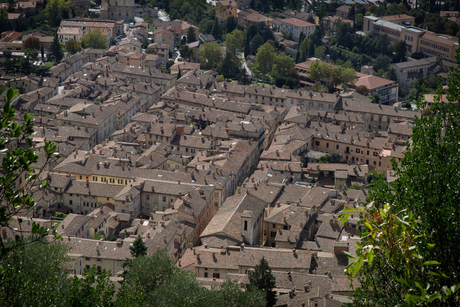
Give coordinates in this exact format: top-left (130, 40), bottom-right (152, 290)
top-left (355, 13), bottom-right (364, 30)
top-left (81, 28), bottom-right (108, 50)
top-left (44, 0), bottom-right (72, 27)
top-left (0, 88), bottom-right (59, 258)
top-left (331, 65), bottom-right (356, 90)
top-left (165, 59), bottom-right (175, 71)
top-left (392, 40), bottom-right (407, 63)
top-left (376, 34), bottom-right (391, 56)
top-left (225, 16), bottom-right (237, 34)
top-left (177, 68), bottom-right (182, 79)
top-left (67, 266), bottom-right (115, 307)
top-left (208, 280), bottom-right (266, 307)
top-left (250, 33), bottom-right (264, 55)
top-left (314, 46), bottom-right (327, 59)
top-left (48, 32), bottom-right (64, 63)
top-left (41, 44), bottom-right (45, 61)
top-left (318, 154), bottom-right (330, 163)
top-left (255, 42), bottom-right (275, 79)
top-left (123, 249), bottom-right (183, 301)
top-left (369, 93), bottom-right (380, 104)
top-left (23, 37), bottom-right (40, 50)
top-left (211, 18), bottom-right (222, 40)
top-left (199, 41), bottom-right (223, 70)
top-left (130, 236), bottom-right (148, 258)
top-left (0, 239), bottom-right (71, 306)
top-left (385, 68), bottom-right (398, 81)
top-left (224, 29), bottom-right (244, 61)
top-left (218, 51), bottom-right (240, 79)
top-left (0, 8), bottom-right (8, 34)
top-left (330, 151), bottom-right (341, 163)
top-left (348, 183), bottom-right (362, 190)
top-left (65, 39), bottom-right (82, 55)
top-left (272, 53), bottom-right (294, 77)
top-left (179, 44), bottom-right (193, 61)
top-left (186, 27), bottom-right (197, 43)
top-left (355, 85), bottom-right (370, 96)
top-left (248, 257), bottom-right (277, 307)
top-left (238, 68), bottom-right (251, 85)
top-left (307, 60), bottom-right (332, 84)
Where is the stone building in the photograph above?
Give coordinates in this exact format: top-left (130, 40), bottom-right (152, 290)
top-left (100, 0), bottom-right (135, 22)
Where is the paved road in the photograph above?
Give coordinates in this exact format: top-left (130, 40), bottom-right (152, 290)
top-left (240, 52), bottom-right (252, 77)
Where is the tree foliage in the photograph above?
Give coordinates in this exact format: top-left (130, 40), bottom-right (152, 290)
top-left (23, 37), bottom-right (40, 50)
top-left (248, 257), bottom-right (277, 307)
top-left (272, 53), bottom-right (294, 77)
top-left (218, 51), bottom-right (240, 79)
top-left (355, 85), bottom-right (370, 96)
top-left (44, 0), bottom-right (73, 27)
top-left (130, 236), bottom-right (147, 258)
top-left (211, 18), bottom-right (222, 40)
top-left (0, 88), bottom-right (59, 257)
top-left (255, 42), bottom-right (275, 78)
top-left (199, 41), bottom-right (223, 70)
top-left (81, 28), bottom-right (107, 50)
top-left (186, 27), bottom-right (197, 43)
top-left (48, 33), bottom-right (64, 63)
top-left (307, 60), bottom-right (356, 91)
top-left (339, 51), bottom-right (460, 306)
top-left (65, 39), bottom-right (82, 55)
top-left (0, 239), bottom-right (71, 306)
top-left (224, 29), bottom-right (244, 62)
top-left (179, 45), bottom-right (194, 61)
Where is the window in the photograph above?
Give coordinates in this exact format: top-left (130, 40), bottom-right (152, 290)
top-left (315, 141), bottom-right (320, 146)
top-left (70, 200), bottom-right (73, 205)
top-left (346, 146), bottom-right (350, 153)
top-left (356, 148), bottom-right (360, 153)
top-left (379, 161), bottom-right (381, 166)
top-left (283, 225), bottom-right (288, 230)
top-left (367, 150), bottom-right (370, 155)
top-left (326, 143), bottom-right (329, 148)
top-left (85, 265), bottom-right (90, 271)
top-left (244, 220), bottom-right (248, 231)
top-left (118, 261), bottom-right (122, 266)
top-left (85, 257), bottom-right (90, 261)
top-left (163, 196), bottom-right (166, 202)
top-left (97, 258), bottom-right (102, 262)
top-left (97, 266), bottom-right (102, 274)
top-left (204, 272), bottom-right (208, 278)
top-left (213, 273), bottom-right (220, 279)
top-left (93, 176), bottom-right (97, 181)
top-left (271, 231), bottom-right (276, 237)
top-left (373, 152), bottom-right (378, 156)
top-left (336, 145), bottom-right (339, 150)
